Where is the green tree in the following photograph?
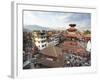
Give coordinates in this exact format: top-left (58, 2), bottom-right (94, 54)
top-left (83, 30), bottom-right (91, 35)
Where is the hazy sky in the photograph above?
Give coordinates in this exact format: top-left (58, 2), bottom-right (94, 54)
top-left (23, 10), bottom-right (91, 30)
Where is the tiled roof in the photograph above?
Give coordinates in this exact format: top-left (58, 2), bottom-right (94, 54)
top-left (63, 33), bottom-right (82, 39)
top-left (69, 24), bottom-right (76, 27)
top-left (40, 45), bottom-right (62, 58)
top-left (60, 41), bottom-right (87, 57)
top-left (67, 28), bottom-right (77, 32)
top-left (37, 58), bottom-right (64, 67)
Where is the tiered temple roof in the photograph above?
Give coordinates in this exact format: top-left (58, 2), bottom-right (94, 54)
top-left (61, 24), bottom-right (87, 57)
top-left (60, 41), bottom-right (87, 57)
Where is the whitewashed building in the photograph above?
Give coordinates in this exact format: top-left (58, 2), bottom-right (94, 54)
top-left (48, 34), bottom-right (59, 46)
top-left (86, 40), bottom-right (91, 52)
top-left (32, 31), bottom-right (47, 50)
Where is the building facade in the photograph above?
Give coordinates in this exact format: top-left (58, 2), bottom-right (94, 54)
top-left (32, 31), bottom-right (47, 50)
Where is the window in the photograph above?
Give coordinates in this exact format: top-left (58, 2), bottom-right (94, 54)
top-left (41, 41), bottom-right (43, 43)
top-left (41, 40), bottom-right (46, 43)
top-left (42, 45), bottom-right (44, 47)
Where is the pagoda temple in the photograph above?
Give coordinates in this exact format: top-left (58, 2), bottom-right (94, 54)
top-left (62, 24), bottom-right (87, 57)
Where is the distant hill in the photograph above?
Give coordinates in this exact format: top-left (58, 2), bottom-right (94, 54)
top-left (23, 25), bottom-right (53, 32)
top-left (23, 25), bottom-right (90, 32)
top-left (23, 28), bottom-right (31, 32)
